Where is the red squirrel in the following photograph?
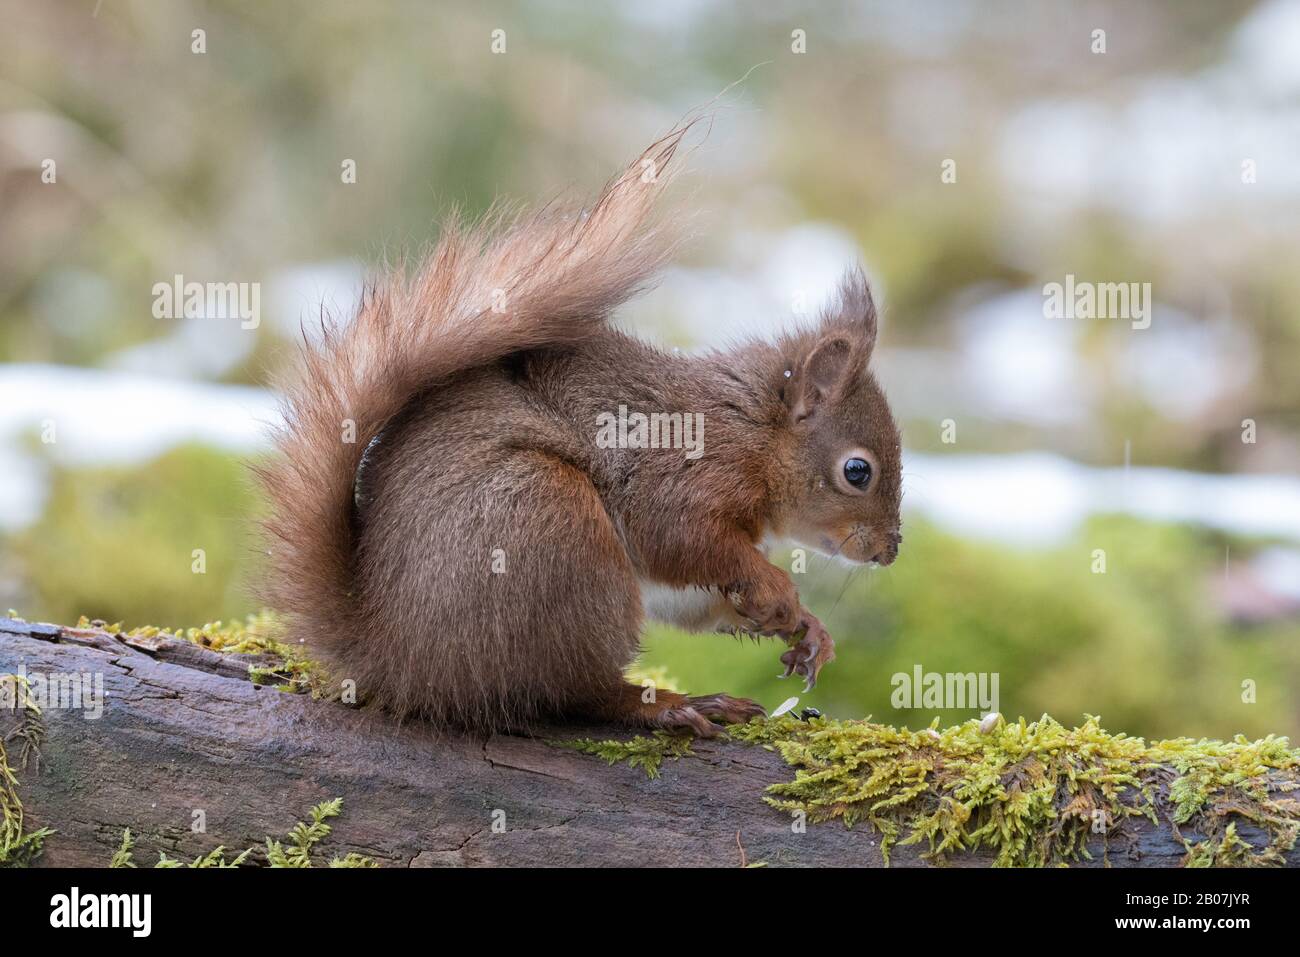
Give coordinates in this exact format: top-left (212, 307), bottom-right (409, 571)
top-left (259, 123), bottom-right (902, 737)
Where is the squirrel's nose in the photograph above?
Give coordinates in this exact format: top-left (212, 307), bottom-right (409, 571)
top-left (873, 529), bottom-right (902, 566)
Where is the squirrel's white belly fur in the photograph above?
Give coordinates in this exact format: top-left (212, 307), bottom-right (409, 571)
top-left (638, 535), bottom-right (778, 632)
top-left (638, 581), bottom-right (732, 632)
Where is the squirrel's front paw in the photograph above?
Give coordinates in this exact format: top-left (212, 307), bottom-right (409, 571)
top-left (729, 573), bottom-right (801, 636)
top-left (779, 611), bottom-right (835, 692)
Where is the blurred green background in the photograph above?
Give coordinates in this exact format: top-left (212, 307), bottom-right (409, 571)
top-left (2, 0), bottom-right (1299, 741)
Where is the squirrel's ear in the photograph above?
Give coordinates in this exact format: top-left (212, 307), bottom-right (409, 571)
top-left (838, 266), bottom-right (878, 356)
top-left (792, 335), bottom-right (853, 421)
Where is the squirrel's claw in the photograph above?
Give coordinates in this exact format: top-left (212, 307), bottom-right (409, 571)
top-left (650, 694), bottom-right (765, 738)
top-left (780, 612), bottom-right (835, 693)
top-left (687, 692), bottom-right (766, 724)
top-left (658, 706), bottom-right (725, 738)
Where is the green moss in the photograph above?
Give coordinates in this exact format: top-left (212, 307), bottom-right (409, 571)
top-left (80, 610), bottom-right (328, 697)
top-left (724, 713), bottom-right (1299, 867)
top-left (555, 731), bottom-right (696, 779)
top-left (111, 798), bottom-right (376, 868)
top-left (153, 845), bottom-right (254, 868)
top-left (0, 674), bottom-right (54, 866)
top-left (109, 828), bottom-right (136, 868)
top-left (265, 797), bottom-right (357, 867)
top-left (560, 714), bottom-right (1299, 867)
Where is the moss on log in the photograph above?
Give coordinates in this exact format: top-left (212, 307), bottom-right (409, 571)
top-left (1, 615), bottom-right (1297, 868)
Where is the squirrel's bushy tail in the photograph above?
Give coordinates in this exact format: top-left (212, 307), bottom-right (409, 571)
top-left (257, 123), bottom-right (695, 667)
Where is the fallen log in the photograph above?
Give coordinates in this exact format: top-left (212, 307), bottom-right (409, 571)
top-left (1, 617), bottom-right (1297, 868)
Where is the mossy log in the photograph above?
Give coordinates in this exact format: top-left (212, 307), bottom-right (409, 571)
top-left (2, 617), bottom-right (1297, 868)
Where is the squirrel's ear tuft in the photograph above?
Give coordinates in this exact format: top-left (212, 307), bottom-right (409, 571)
top-left (837, 266), bottom-right (878, 356)
top-left (792, 335), bottom-right (853, 421)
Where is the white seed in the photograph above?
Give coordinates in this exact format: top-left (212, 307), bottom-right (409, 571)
top-left (771, 696), bottom-right (800, 718)
top-left (979, 712), bottom-right (1002, 734)
top-left (923, 728), bottom-right (941, 741)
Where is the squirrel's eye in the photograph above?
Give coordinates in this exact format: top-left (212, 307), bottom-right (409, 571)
top-left (843, 457), bottom-right (872, 488)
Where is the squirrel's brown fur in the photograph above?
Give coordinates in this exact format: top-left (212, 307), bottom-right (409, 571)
top-left (259, 122), bottom-right (902, 736)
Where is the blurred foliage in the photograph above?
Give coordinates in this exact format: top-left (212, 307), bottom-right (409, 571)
top-left (7, 444), bottom-right (264, 628)
top-left (2, 0), bottom-right (1298, 471)
top-left (639, 516), bottom-right (1300, 742)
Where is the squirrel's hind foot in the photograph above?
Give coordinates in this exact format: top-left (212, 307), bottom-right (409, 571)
top-left (652, 692), bottom-right (767, 738)
top-left (598, 684), bottom-right (765, 738)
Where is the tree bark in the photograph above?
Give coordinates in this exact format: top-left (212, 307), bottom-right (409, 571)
top-left (0, 617), bottom-right (1291, 868)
